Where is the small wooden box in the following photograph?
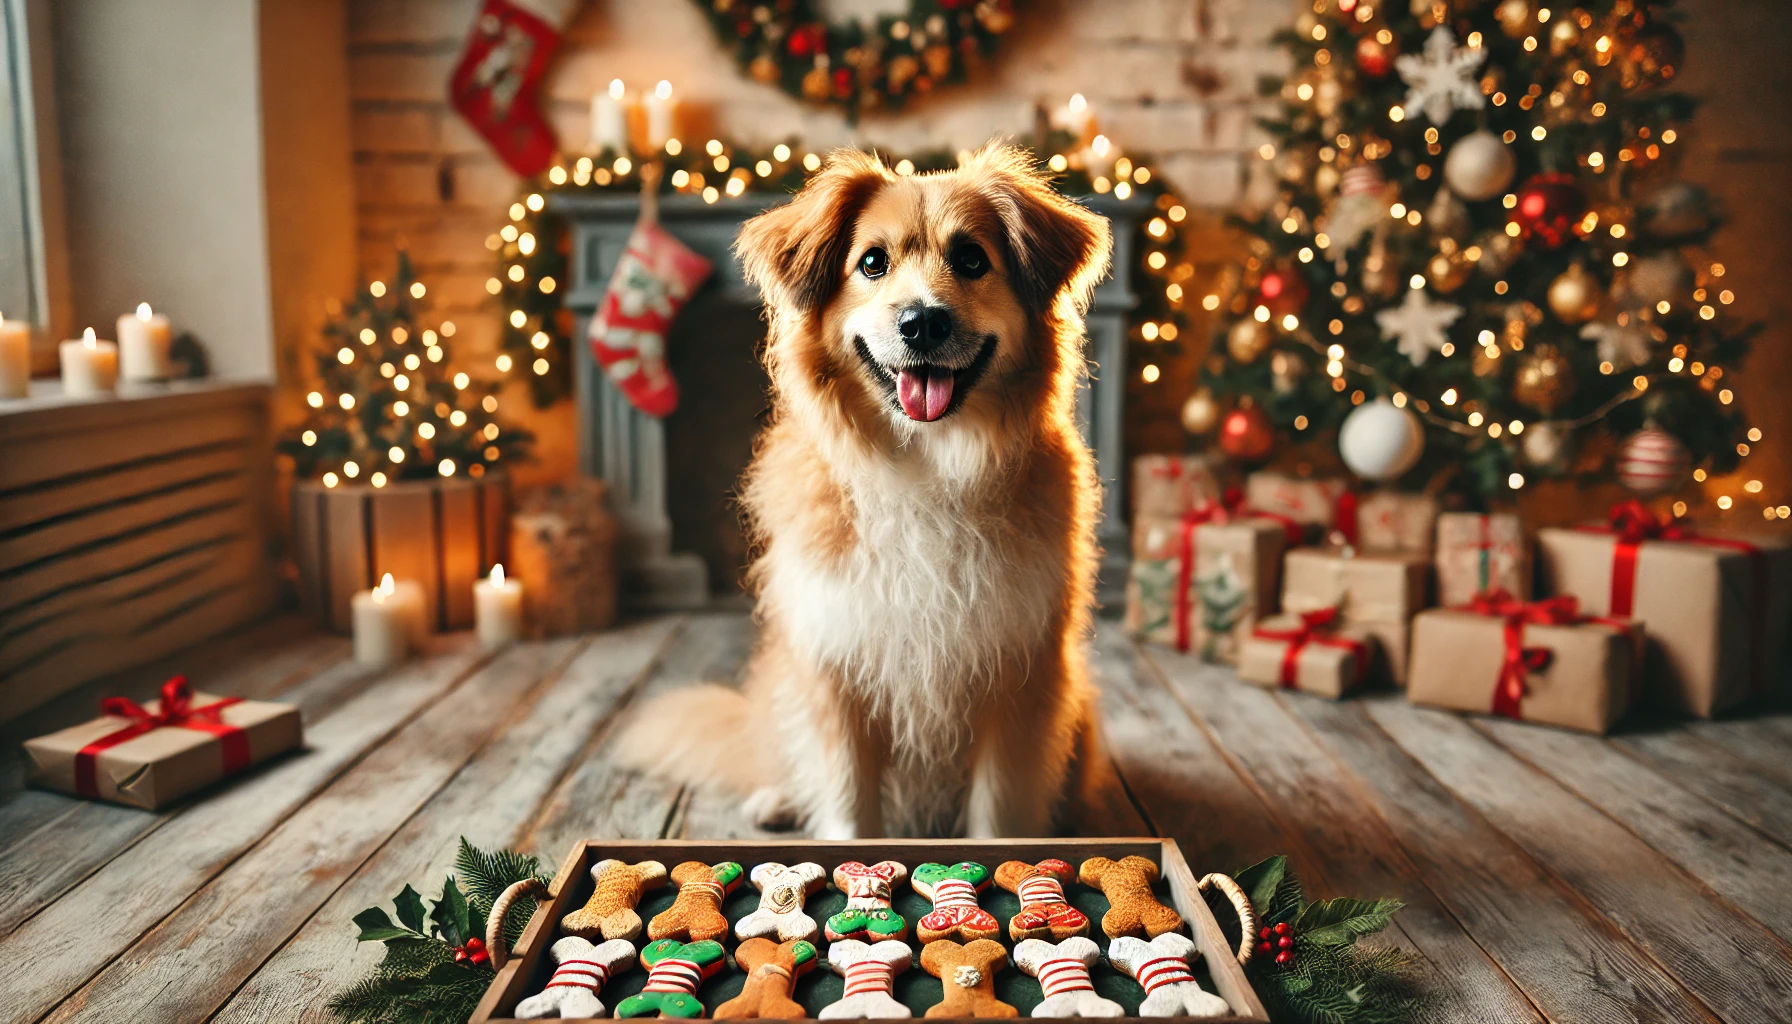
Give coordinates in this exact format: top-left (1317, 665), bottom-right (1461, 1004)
top-left (472, 837), bottom-right (1268, 1024)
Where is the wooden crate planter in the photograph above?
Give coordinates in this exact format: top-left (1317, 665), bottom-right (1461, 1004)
top-left (472, 837), bottom-right (1269, 1024)
top-left (290, 474), bottom-right (508, 633)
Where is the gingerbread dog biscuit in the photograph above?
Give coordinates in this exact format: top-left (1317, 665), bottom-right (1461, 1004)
top-left (994, 859), bottom-right (1089, 941)
top-left (615, 938), bottom-right (728, 1018)
top-left (920, 939), bottom-right (1017, 1018)
top-left (912, 862), bottom-right (1000, 943)
top-left (819, 939), bottom-right (914, 1019)
top-left (647, 861), bottom-right (744, 943)
top-left (1107, 933), bottom-right (1231, 1018)
top-left (1077, 856), bottom-right (1183, 939)
top-left (825, 861), bottom-right (910, 942)
top-left (1012, 937), bottom-right (1123, 1017)
top-left (515, 936), bottom-right (636, 1019)
top-left (561, 858), bottom-right (668, 941)
top-left (715, 938), bottom-right (818, 1019)
top-left (735, 861), bottom-right (827, 943)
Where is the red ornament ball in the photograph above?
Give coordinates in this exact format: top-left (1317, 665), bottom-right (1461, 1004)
top-left (1508, 172), bottom-right (1585, 249)
top-left (1218, 406), bottom-right (1276, 462)
top-left (1356, 35), bottom-right (1395, 77)
top-left (1255, 267), bottom-right (1309, 318)
top-left (787, 23), bottom-right (827, 57)
top-left (1617, 427), bottom-right (1691, 496)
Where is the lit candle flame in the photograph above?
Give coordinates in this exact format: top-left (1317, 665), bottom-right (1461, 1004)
top-left (374, 572), bottom-right (395, 602)
top-left (82, 327), bottom-right (97, 349)
top-left (136, 302), bottom-right (153, 321)
top-left (1068, 93), bottom-right (1087, 114)
top-left (655, 80), bottom-right (672, 100)
top-left (490, 564), bottom-right (506, 587)
top-left (608, 78), bottom-right (625, 100)
top-left (1091, 135), bottom-right (1111, 157)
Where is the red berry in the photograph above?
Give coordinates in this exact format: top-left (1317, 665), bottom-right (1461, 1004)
top-left (1259, 927), bottom-right (1272, 939)
top-left (470, 950), bottom-right (490, 966)
top-left (454, 949), bottom-right (468, 963)
top-left (1274, 922), bottom-right (1290, 936)
top-left (465, 937), bottom-right (484, 952)
top-left (1256, 941), bottom-right (1273, 955)
top-left (1275, 951), bottom-right (1294, 966)
top-left (1278, 935), bottom-right (1294, 949)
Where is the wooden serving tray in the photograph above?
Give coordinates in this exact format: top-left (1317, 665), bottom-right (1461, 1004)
top-left (471, 838), bottom-right (1269, 1024)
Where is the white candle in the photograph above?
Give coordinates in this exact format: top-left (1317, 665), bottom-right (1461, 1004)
top-left (0, 313), bottom-right (28, 399)
top-left (117, 302), bottom-right (173, 381)
top-left (352, 573), bottom-right (411, 667)
top-left (473, 563), bottom-right (525, 650)
top-left (387, 576), bottom-right (430, 648)
top-left (645, 80), bottom-right (677, 151)
top-left (591, 78), bottom-right (630, 153)
top-left (59, 328), bottom-right (119, 396)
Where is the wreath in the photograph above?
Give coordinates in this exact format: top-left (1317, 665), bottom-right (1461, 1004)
top-left (695, 0), bottom-right (1018, 117)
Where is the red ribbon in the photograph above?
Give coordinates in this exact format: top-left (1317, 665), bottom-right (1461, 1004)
top-left (1333, 491), bottom-right (1359, 546)
top-left (1251, 606), bottom-right (1368, 690)
top-left (1171, 489), bottom-right (1304, 652)
top-left (1462, 591), bottom-right (1589, 719)
top-left (75, 676), bottom-right (248, 799)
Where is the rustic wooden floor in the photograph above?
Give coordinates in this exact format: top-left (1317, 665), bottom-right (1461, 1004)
top-left (3, 611), bottom-right (1791, 1023)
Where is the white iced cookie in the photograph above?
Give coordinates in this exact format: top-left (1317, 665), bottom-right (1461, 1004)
top-left (1011, 937), bottom-right (1123, 1017)
top-left (819, 938), bottom-right (913, 1019)
top-left (1105, 933), bottom-right (1231, 1018)
top-left (735, 861), bottom-right (827, 943)
top-left (515, 936), bottom-right (636, 1018)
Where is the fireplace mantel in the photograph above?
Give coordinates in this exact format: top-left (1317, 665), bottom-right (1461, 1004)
top-left (553, 190), bottom-right (1149, 610)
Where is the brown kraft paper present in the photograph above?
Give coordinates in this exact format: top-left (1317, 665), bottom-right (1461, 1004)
top-left (1245, 471), bottom-right (1349, 535)
top-left (1406, 605), bottom-right (1638, 734)
top-left (1535, 520), bottom-right (1792, 717)
top-left (1125, 513), bottom-right (1290, 663)
top-left (1353, 490), bottom-right (1441, 555)
top-left (25, 677), bottom-right (304, 809)
top-left (1132, 453), bottom-right (1221, 519)
top-left (1435, 512), bottom-right (1531, 606)
top-left (1281, 547), bottom-right (1430, 684)
top-left (1238, 611), bottom-right (1377, 699)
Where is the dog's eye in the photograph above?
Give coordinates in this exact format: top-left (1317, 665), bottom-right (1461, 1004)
top-left (949, 243), bottom-right (989, 279)
top-left (859, 247), bottom-right (889, 279)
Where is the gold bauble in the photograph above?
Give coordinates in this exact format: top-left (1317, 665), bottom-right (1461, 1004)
top-left (922, 44), bottom-right (952, 78)
top-left (1181, 388), bottom-right (1221, 435)
top-left (1496, 0), bottom-right (1533, 37)
top-left (750, 55), bottom-right (781, 84)
top-left (1473, 339), bottom-right (1506, 377)
top-left (887, 55), bottom-right (921, 90)
top-left (1427, 249), bottom-right (1472, 293)
top-left (1227, 318), bottom-right (1274, 364)
top-left (1547, 263), bottom-right (1601, 324)
top-left (1512, 344), bottom-right (1577, 414)
top-left (802, 67), bottom-right (832, 100)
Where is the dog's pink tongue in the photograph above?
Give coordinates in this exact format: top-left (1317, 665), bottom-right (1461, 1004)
top-left (896, 367), bottom-right (955, 422)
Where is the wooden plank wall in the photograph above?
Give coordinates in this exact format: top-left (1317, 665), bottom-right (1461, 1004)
top-left (0, 382), bottom-right (279, 720)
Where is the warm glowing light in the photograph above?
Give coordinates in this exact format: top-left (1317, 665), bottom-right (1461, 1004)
top-left (1717, 496), bottom-right (1733, 510)
top-left (343, 460), bottom-right (359, 478)
top-left (369, 281), bottom-right (386, 297)
top-left (655, 80), bottom-right (672, 100)
top-left (450, 410), bottom-right (468, 426)
top-left (307, 391), bottom-right (323, 408)
top-left (1441, 388), bottom-right (1458, 406)
top-left (394, 400), bottom-right (409, 416)
top-left (418, 422), bottom-right (436, 440)
top-left (803, 153), bottom-right (821, 171)
top-left (339, 393), bottom-right (355, 410)
top-left (773, 144), bottom-right (791, 162)
top-left (490, 563), bottom-right (506, 587)
top-left (374, 573), bottom-right (395, 601)
top-left (1141, 364), bottom-right (1161, 383)
top-left (322, 472), bottom-right (339, 488)
top-left (533, 358), bottom-right (549, 375)
top-left (1509, 473), bottom-right (1525, 489)
top-left (302, 430), bottom-right (317, 446)
top-left (496, 354), bottom-right (513, 372)
top-left (1202, 294), bottom-right (1220, 310)
top-left (439, 459), bottom-right (456, 477)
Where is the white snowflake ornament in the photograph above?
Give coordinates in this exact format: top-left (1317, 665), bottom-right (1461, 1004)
top-left (1376, 287), bottom-right (1464, 366)
top-left (1397, 27), bottom-right (1487, 125)
top-left (1581, 319), bottom-right (1652, 371)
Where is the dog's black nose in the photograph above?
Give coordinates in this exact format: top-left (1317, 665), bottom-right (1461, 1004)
top-left (896, 305), bottom-right (954, 352)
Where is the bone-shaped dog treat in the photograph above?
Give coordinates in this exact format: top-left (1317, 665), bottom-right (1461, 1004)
top-left (735, 861), bottom-right (827, 943)
top-left (825, 861), bottom-right (910, 942)
top-left (1077, 856), bottom-right (1183, 939)
top-left (715, 937), bottom-right (818, 1019)
top-left (1011, 937), bottom-right (1123, 1018)
top-left (994, 859), bottom-right (1089, 941)
top-left (920, 939), bottom-right (1016, 1018)
top-left (615, 938), bottom-right (728, 1018)
top-left (561, 859), bottom-right (669, 941)
top-left (912, 862), bottom-right (1000, 943)
top-left (1107, 933), bottom-right (1231, 1018)
top-left (818, 938), bottom-right (914, 1019)
top-left (515, 936), bottom-right (637, 1019)
top-left (647, 861), bottom-right (743, 943)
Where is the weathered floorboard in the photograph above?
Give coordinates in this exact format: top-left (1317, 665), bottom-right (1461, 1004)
top-left (1612, 729), bottom-right (1792, 852)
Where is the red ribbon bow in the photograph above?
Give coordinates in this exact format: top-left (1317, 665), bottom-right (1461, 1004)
top-left (1251, 606), bottom-right (1368, 690)
top-left (1462, 591), bottom-right (1586, 719)
top-left (1170, 489), bottom-right (1303, 652)
top-left (75, 676), bottom-right (248, 800)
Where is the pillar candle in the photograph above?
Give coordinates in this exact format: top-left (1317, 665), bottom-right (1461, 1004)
top-left (0, 314), bottom-right (28, 399)
top-left (352, 573), bottom-right (411, 667)
top-left (645, 80), bottom-right (677, 151)
top-left (474, 563), bottom-right (525, 650)
top-left (388, 577), bottom-right (430, 648)
top-left (117, 302), bottom-right (174, 381)
top-left (591, 78), bottom-right (629, 153)
top-left (59, 328), bottom-right (119, 396)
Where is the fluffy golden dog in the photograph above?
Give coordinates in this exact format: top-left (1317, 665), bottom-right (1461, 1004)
top-left (618, 145), bottom-right (1114, 838)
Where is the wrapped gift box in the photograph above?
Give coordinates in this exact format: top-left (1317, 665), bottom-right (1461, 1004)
top-left (1126, 513), bottom-right (1291, 663)
top-left (1406, 604), bottom-right (1638, 734)
top-left (26, 677), bottom-right (303, 809)
top-left (1436, 512), bottom-right (1531, 607)
top-left (1355, 491), bottom-right (1441, 555)
top-left (1536, 517), bottom-right (1792, 717)
top-left (1245, 471), bottom-right (1349, 536)
top-left (1132, 454), bottom-right (1222, 519)
top-left (1238, 612), bottom-right (1378, 698)
top-left (1281, 547), bottom-right (1430, 684)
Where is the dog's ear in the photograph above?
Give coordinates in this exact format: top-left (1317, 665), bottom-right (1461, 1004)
top-left (963, 145), bottom-right (1113, 315)
top-left (737, 150), bottom-right (889, 313)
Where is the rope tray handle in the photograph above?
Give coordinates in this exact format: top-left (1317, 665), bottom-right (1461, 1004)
top-left (486, 878), bottom-right (551, 971)
top-left (1197, 872), bottom-right (1259, 967)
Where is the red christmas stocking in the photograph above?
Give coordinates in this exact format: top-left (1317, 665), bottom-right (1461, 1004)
top-left (588, 213), bottom-right (712, 418)
top-left (448, 0), bottom-right (582, 176)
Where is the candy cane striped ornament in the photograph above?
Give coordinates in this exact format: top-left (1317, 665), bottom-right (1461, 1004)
top-left (1617, 427), bottom-right (1690, 496)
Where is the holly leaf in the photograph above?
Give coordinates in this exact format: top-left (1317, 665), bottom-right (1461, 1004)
top-left (431, 876), bottom-right (472, 947)
top-left (394, 884), bottom-right (427, 933)
top-left (352, 907), bottom-right (416, 944)
top-left (1234, 856), bottom-right (1286, 916)
top-left (1295, 897), bottom-right (1405, 947)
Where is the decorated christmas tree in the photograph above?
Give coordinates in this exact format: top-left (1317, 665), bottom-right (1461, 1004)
top-left (279, 253), bottom-right (532, 486)
top-left (1195, 0), bottom-right (1758, 508)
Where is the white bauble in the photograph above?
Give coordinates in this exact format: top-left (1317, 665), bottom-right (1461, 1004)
top-left (1521, 420), bottom-right (1574, 473)
top-left (1443, 131), bottom-right (1517, 201)
top-left (1339, 398), bottom-right (1426, 481)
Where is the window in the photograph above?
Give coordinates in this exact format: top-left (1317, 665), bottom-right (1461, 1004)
top-left (0, 0), bottom-right (65, 344)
